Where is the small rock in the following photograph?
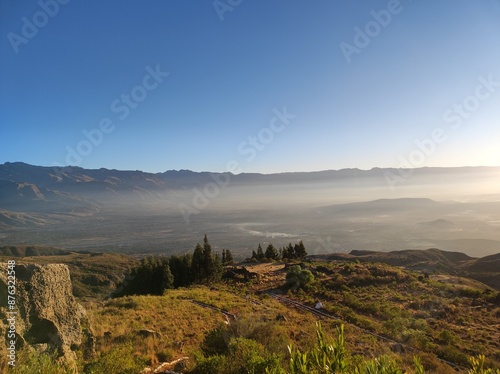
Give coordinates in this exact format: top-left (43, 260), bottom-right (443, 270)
top-left (390, 343), bottom-right (405, 353)
top-left (138, 329), bottom-right (162, 339)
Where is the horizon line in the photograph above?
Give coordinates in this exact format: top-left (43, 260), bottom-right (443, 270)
top-left (1, 161), bottom-right (500, 176)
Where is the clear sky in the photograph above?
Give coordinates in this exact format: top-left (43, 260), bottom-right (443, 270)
top-left (1, 0), bottom-right (500, 173)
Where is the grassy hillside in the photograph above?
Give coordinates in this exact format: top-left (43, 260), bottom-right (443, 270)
top-left (311, 248), bottom-right (500, 291)
top-left (287, 259), bottom-right (500, 370)
top-left (2, 246), bottom-right (499, 373)
top-left (11, 279), bottom-right (496, 373)
top-left (80, 285), bottom-right (467, 373)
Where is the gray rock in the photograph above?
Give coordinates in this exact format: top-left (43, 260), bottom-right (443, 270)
top-left (0, 263), bottom-right (95, 368)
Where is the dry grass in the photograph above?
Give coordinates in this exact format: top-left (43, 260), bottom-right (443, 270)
top-left (87, 286), bottom-right (326, 369)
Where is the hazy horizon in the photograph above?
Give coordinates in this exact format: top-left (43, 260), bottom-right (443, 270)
top-left (1, 162), bottom-right (499, 258)
top-left (2, 160), bottom-right (500, 175)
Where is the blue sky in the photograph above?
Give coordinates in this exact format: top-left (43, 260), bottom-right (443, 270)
top-left (1, 0), bottom-right (500, 173)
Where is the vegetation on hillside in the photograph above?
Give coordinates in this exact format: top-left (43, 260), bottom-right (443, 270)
top-left (285, 265), bottom-right (315, 290)
top-left (2, 241), bottom-right (499, 373)
top-left (251, 241), bottom-right (307, 262)
top-left (7, 292), bottom-right (500, 373)
top-left (116, 236), bottom-right (310, 297)
top-left (116, 235), bottom-right (233, 296)
top-left (281, 260), bottom-right (500, 370)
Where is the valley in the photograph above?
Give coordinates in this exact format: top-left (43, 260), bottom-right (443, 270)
top-left (1, 163), bottom-right (500, 258)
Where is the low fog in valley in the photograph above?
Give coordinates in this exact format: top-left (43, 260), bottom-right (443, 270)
top-left (2, 163), bottom-right (499, 259)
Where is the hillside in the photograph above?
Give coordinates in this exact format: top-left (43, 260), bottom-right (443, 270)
top-left (310, 248), bottom-right (500, 291)
top-left (292, 260), bottom-right (500, 369)
top-left (0, 210), bottom-right (60, 228)
top-left (1, 245), bottom-right (499, 373)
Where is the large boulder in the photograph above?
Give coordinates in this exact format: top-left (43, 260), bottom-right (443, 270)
top-left (0, 263), bottom-right (95, 368)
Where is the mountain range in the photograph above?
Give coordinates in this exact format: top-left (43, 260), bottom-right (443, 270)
top-left (1, 162), bottom-right (500, 258)
top-left (2, 161), bottom-right (499, 209)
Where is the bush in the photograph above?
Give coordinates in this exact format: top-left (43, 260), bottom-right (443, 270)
top-left (284, 322), bottom-right (347, 374)
top-left (436, 345), bottom-right (469, 367)
top-left (285, 266), bottom-right (314, 290)
top-left (85, 344), bottom-right (147, 374)
top-left (193, 355), bottom-right (226, 374)
top-left (438, 329), bottom-right (458, 345)
top-left (11, 349), bottom-right (72, 374)
top-left (192, 321), bottom-right (500, 373)
top-left (403, 329), bottom-right (432, 350)
top-left (458, 288), bottom-right (482, 298)
top-left (226, 337), bottom-right (279, 374)
top-left (354, 355), bottom-right (404, 374)
top-left (469, 355), bottom-right (500, 374)
top-left (201, 325), bottom-right (229, 356)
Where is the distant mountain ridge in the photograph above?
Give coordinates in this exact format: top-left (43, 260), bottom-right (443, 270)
top-left (1, 162), bottom-right (500, 233)
top-left (2, 161), bottom-right (499, 192)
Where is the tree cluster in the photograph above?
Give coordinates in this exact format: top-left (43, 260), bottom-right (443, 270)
top-left (191, 235), bottom-right (223, 284)
top-left (117, 256), bottom-right (174, 296)
top-left (251, 241), bottom-right (307, 262)
top-left (221, 249), bottom-right (233, 265)
top-left (116, 235), bottom-right (233, 296)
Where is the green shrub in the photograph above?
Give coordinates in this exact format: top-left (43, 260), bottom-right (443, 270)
top-left (286, 322), bottom-right (347, 374)
top-left (403, 329), bottom-right (432, 351)
top-left (436, 345), bottom-right (469, 367)
top-left (285, 266), bottom-right (314, 290)
top-left (469, 355), bottom-right (500, 374)
top-left (438, 329), bottom-right (458, 345)
top-left (12, 349), bottom-right (73, 374)
top-left (85, 344), bottom-right (146, 374)
top-left (353, 355), bottom-right (403, 374)
top-left (193, 355), bottom-right (226, 374)
top-left (226, 337), bottom-right (279, 374)
top-left (458, 288), bottom-right (482, 299)
top-left (201, 325), bottom-right (229, 356)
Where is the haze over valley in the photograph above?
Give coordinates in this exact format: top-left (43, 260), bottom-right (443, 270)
top-left (1, 162), bottom-right (499, 258)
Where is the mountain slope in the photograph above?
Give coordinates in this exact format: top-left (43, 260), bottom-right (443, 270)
top-left (309, 248), bottom-right (500, 290)
top-left (0, 162), bottom-right (170, 201)
top-left (0, 179), bottom-right (99, 214)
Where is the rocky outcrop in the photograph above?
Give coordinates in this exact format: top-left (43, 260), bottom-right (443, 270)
top-left (0, 263), bottom-right (95, 368)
